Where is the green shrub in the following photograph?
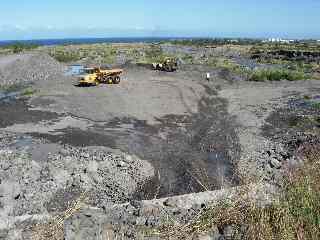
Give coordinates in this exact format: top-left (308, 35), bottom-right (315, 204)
top-left (48, 45), bottom-right (118, 64)
top-left (1, 42), bottom-right (39, 53)
top-left (143, 45), bottom-right (170, 63)
top-left (312, 102), bottom-right (320, 109)
top-left (181, 54), bottom-right (194, 64)
top-left (49, 50), bottom-right (81, 63)
top-left (249, 69), bottom-right (308, 81)
top-left (0, 83), bottom-right (23, 92)
top-left (0, 85), bottom-right (37, 96)
top-left (22, 87), bottom-right (37, 96)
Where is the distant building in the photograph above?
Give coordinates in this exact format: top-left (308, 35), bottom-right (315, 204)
top-left (267, 38), bottom-right (295, 44)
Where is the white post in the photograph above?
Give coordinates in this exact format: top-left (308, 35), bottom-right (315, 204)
top-left (206, 72), bottom-right (211, 81)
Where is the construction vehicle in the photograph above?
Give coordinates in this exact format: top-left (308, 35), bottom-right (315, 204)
top-left (77, 67), bottom-right (123, 86)
top-left (152, 57), bottom-right (178, 72)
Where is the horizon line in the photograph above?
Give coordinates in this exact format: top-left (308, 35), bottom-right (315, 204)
top-left (2, 36), bottom-right (319, 43)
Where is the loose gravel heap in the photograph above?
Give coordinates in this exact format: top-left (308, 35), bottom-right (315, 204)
top-left (0, 53), bottom-right (66, 87)
top-left (0, 132), bottom-right (154, 232)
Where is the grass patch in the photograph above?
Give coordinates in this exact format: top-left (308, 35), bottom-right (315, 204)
top-left (0, 83), bottom-right (24, 92)
top-left (311, 102), bottom-right (320, 109)
top-left (0, 42), bottom-right (39, 53)
top-left (49, 49), bottom-right (81, 63)
top-left (143, 45), bottom-right (167, 63)
top-left (157, 143), bottom-right (320, 240)
top-left (135, 45), bottom-right (178, 65)
top-left (180, 54), bottom-right (195, 64)
top-left (32, 192), bottom-right (87, 240)
top-left (22, 87), bottom-right (37, 96)
top-left (48, 45), bottom-right (117, 64)
top-left (0, 84), bottom-right (37, 97)
top-left (248, 69), bottom-right (308, 81)
top-left (207, 57), bottom-right (250, 76)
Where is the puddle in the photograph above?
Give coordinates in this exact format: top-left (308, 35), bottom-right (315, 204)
top-left (312, 95), bottom-right (320, 103)
top-left (10, 135), bottom-right (34, 149)
top-left (65, 65), bottom-right (84, 76)
top-left (0, 91), bottom-right (21, 102)
top-left (31, 143), bottom-right (61, 162)
top-left (30, 127), bottom-right (117, 148)
top-left (2, 116), bottom-right (92, 135)
top-left (0, 99), bottom-right (60, 128)
top-left (206, 151), bottom-right (234, 187)
top-left (288, 95), bottom-right (320, 109)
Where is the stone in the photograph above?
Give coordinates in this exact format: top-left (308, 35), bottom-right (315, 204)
top-left (135, 216), bottom-right (147, 225)
top-left (0, 229), bottom-right (8, 240)
top-left (222, 225), bottom-right (236, 240)
top-left (163, 198), bottom-right (176, 207)
top-left (125, 155), bottom-right (133, 163)
top-left (59, 148), bottom-right (69, 156)
top-left (270, 158), bottom-right (282, 169)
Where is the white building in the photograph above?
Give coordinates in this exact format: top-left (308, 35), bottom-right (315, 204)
top-left (267, 38), bottom-right (294, 44)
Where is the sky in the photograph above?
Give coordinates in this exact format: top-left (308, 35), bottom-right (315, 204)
top-left (0, 0), bottom-right (319, 40)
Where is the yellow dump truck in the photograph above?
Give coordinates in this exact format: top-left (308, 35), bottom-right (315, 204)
top-left (77, 67), bottom-right (123, 86)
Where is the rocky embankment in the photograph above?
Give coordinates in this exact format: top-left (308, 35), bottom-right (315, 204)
top-left (62, 183), bottom-right (275, 240)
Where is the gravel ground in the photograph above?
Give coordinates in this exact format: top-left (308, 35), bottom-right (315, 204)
top-left (0, 64), bottom-right (241, 199)
top-left (1, 51), bottom-right (320, 239)
top-left (219, 80), bottom-right (320, 183)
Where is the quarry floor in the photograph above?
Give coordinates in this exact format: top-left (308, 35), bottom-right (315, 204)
top-left (0, 53), bottom-right (320, 239)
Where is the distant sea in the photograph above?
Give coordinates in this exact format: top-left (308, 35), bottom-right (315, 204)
top-left (0, 37), bottom-right (191, 47)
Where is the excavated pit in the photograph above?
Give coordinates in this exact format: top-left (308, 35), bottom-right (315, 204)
top-left (0, 84), bottom-right (240, 199)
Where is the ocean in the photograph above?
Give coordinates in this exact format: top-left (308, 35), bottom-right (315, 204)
top-left (0, 37), bottom-right (189, 47)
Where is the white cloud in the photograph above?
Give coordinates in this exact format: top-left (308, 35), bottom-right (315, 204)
top-left (46, 25), bottom-right (54, 30)
top-left (14, 25), bottom-right (28, 31)
top-left (134, 26), bottom-right (145, 31)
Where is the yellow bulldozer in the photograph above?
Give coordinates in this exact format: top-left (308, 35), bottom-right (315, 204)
top-left (152, 57), bottom-right (178, 72)
top-left (77, 67), bottom-right (123, 86)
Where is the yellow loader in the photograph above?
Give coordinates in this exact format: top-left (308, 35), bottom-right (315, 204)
top-left (77, 67), bottom-right (123, 86)
top-left (152, 57), bottom-right (178, 72)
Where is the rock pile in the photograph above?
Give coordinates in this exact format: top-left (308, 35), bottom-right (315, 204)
top-left (0, 53), bottom-right (66, 87)
top-left (0, 134), bottom-right (154, 234)
top-left (258, 133), bottom-right (320, 184)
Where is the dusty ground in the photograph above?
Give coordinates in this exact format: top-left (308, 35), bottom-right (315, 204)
top-left (0, 51), bottom-right (320, 239)
top-left (1, 60), bottom-right (241, 199)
